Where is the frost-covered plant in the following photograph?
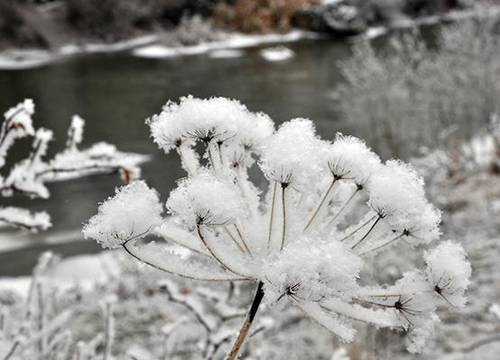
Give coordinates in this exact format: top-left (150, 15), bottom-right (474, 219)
top-left (84, 96), bottom-right (471, 358)
top-left (337, 20), bottom-right (500, 158)
top-left (410, 113), bottom-right (500, 208)
top-left (0, 252), bottom-right (126, 360)
top-left (0, 253), bottom-right (75, 360)
top-left (0, 99), bottom-right (148, 232)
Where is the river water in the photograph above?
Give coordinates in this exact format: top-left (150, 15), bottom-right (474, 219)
top-left (0, 37), bottom-right (380, 275)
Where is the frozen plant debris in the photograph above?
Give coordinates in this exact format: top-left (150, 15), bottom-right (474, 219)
top-left (0, 206), bottom-right (51, 231)
top-left (0, 99), bottom-right (149, 232)
top-left (85, 96), bottom-right (471, 358)
top-left (0, 99), bottom-right (35, 168)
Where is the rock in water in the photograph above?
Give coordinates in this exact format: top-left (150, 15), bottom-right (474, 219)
top-left (292, 1), bottom-right (368, 36)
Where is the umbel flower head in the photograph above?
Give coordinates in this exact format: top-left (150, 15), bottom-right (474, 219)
top-left (84, 96), bottom-right (471, 356)
top-left (83, 181), bottom-right (163, 249)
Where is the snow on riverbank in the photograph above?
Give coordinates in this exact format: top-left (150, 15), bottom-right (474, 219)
top-left (0, 31), bottom-right (318, 70)
top-left (0, 49), bottom-right (55, 70)
top-left (132, 30), bottom-right (318, 59)
top-left (0, 34), bottom-right (159, 70)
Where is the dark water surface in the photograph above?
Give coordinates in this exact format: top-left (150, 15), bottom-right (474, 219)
top-left (0, 38), bottom-right (364, 275)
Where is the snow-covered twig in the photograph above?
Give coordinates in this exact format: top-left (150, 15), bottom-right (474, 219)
top-left (0, 100), bottom-right (149, 232)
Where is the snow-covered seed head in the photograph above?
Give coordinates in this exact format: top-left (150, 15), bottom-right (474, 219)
top-left (367, 160), bottom-right (439, 241)
top-left (232, 111), bottom-right (274, 152)
top-left (394, 272), bottom-right (438, 328)
top-left (148, 96), bottom-right (272, 154)
top-left (259, 118), bottom-right (324, 190)
top-left (263, 238), bottom-right (362, 304)
top-left (327, 134), bottom-right (381, 184)
top-left (166, 171), bottom-right (244, 229)
top-left (83, 181), bottom-right (163, 249)
top-left (424, 241), bottom-right (471, 307)
top-left (147, 100), bottom-right (187, 153)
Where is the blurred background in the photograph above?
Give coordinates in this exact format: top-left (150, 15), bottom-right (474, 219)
top-left (1, 1), bottom-right (500, 359)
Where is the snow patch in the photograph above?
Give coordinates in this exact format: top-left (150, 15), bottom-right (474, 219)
top-left (364, 27), bottom-right (388, 40)
top-left (260, 46), bottom-right (295, 62)
top-left (0, 35), bottom-right (158, 70)
top-left (0, 253), bottom-right (119, 296)
top-left (208, 49), bottom-right (244, 59)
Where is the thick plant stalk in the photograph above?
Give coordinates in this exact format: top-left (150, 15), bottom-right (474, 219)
top-left (280, 186), bottom-right (287, 251)
top-left (225, 282), bottom-right (265, 360)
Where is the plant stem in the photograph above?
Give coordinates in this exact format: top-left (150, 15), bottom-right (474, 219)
top-left (223, 226), bottom-right (246, 254)
top-left (197, 225), bottom-right (244, 276)
top-left (123, 241), bottom-right (176, 274)
top-left (3, 341), bottom-right (19, 360)
top-left (217, 142), bottom-right (224, 166)
top-left (225, 281), bottom-right (265, 360)
top-left (103, 301), bottom-right (113, 360)
top-left (267, 182), bottom-right (277, 249)
top-left (359, 233), bottom-right (404, 255)
top-left (122, 240), bottom-right (236, 281)
top-left (304, 178), bottom-right (336, 231)
top-left (325, 188), bottom-right (360, 229)
top-left (340, 214), bottom-right (377, 242)
top-left (207, 143), bottom-right (218, 171)
top-left (233, 224), bottom-right (253, 257)
top-left (351, 215), bottom-right (382, 249)
top-left (280, 185), bottom-right (287, 251)
top-left (176, 145), bottom-right (198, 176)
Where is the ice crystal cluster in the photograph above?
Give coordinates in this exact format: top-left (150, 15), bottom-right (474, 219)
top-left (0, 99), bottom-right (148, 232)
top-left (84, 96), bottom-right (471, 353)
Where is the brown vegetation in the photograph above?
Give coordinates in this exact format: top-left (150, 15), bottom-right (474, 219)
top-left (213, 0), bottom-right (319, 33)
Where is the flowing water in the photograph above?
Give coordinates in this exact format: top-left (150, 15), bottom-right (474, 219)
top-left (0, 37), bottom-right (375, 275)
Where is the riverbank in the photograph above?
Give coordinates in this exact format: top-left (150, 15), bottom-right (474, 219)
top-left (0, 1), bottom-right (476, 50)
top-left (1, 4), bottom-right (498, 71)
